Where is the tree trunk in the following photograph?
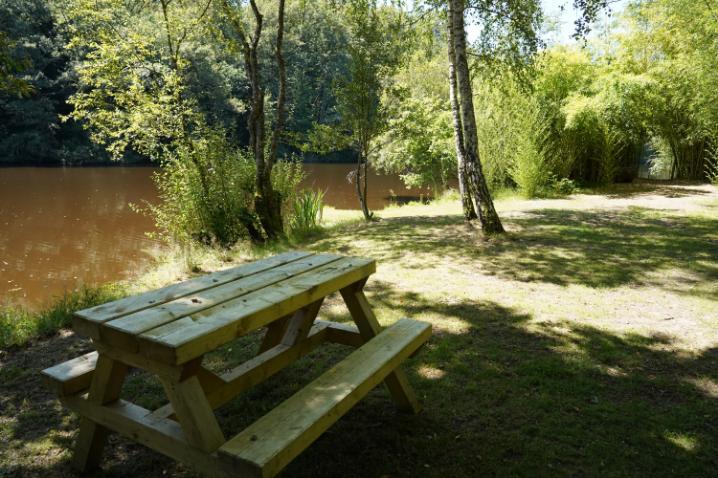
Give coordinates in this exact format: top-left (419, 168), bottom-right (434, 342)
top-left (252, 0), bottom-right (284, 240)
top-left (356, 149), bottom-right (372, 220)
top-left (447, 12), bottom-right (477, 222)
top-left (223, 0), bottom-right (285, 241)
top-left (449, 0), bottom-right (504, 234)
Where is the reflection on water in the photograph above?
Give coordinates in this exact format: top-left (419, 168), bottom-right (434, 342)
top-left (0, 164), bottom-right (432, 309)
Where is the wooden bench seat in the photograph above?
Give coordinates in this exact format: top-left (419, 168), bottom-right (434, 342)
top-left (218, 318), bottom-right (431, 478)
top-left (41, 351), bottom-right (98, 397)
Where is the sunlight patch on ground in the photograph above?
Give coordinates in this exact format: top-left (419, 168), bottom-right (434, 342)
top-left (684, 377), bottom-right (718, 398)
top-left (664, 432), bottom-right (700, 452)
top-left (417, 365), bottom-right (446, 380)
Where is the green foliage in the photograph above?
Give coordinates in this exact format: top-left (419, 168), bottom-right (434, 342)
top-left (0, 31), bottom-right (32, 96)
top-left (473, 75), bottom-right (545, 196)
top-left (303, 0), bottom-right (406, 162)
top-left (378, 94), bottom-right (455, 193)
top-left (0, 0), bottom-right (102, 165)
top-left (0, 285), bottom-right (124, 348)
top-left (145, 131), bottom-right (305, 247)
top-left (377, 40), bottom-right (457, 193)
top-left (63, 0), bottom-right (207, 161)
top-left (290, 189), bottom-right (325, 236)
top-left (550, 177), bottom-right (577, 196)
top-left (146, 131), bottom-right (256, 246)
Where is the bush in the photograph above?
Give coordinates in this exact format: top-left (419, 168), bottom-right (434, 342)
top-left (145, 131), bottom-right (305, 247)
top-left (551, 177), bottom-right (578, 196)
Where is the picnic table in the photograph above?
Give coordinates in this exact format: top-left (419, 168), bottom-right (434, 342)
top-left (41, 251), bottom-right (431, 477)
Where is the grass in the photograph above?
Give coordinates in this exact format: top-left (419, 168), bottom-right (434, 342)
top-left (0, 285), bottom-right (126, 349)
top-left (1, 182), bottom-right (717, 477)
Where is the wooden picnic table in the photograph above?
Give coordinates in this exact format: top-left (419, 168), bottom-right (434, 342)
top-left (42, 251), bottom-right (431, 477)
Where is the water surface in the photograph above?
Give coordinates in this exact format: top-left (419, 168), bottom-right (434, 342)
top-left (0, 164), bottom-right (428, 309)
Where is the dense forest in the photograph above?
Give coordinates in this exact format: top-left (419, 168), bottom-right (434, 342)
top-left (1, 0), bottom-right (717, 240)
top-left (2, 0), bottom-right (716, 179)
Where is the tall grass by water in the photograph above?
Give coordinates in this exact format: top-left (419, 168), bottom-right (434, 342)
top-left (0, 285), bottom-right (125, 348)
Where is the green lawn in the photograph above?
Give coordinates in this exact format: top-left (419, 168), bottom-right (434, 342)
top-left (1, 182), bottom-right (717, 477)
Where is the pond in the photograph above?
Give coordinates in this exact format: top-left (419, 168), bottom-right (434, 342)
top-left (0, 164), bottom-right (431, 309)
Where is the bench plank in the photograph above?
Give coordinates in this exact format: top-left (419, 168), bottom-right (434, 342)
top-left (139, 257), bottom-right (376, 364)
top-left (218, 318), bottom-right (431, 478)
top-left (41, 351), bottom-right (98, 397)
top-left (74, 251), bottom-right (313, 338)
top-left (100, 254), bottom-right (340, 350)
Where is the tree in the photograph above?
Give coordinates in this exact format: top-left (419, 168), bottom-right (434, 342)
top-left (376, 25), bottom-right (459, 195)
top-left (0, 32), bottom-right (32, 97)
top-left (303, 0), bottom-right (404, 220)
top-left (64, 0), bottom-right (272, 244)
top-left (341, 0), bottom-right (402, 220)
top-left (220, 0), bottom-right (288, 238)
top-left (448, 0), bottom-right (505, 233)
top-left (446, 10), bottom-right (476, 220)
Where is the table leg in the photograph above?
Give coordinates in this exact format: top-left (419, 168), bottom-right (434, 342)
top-left (257, 314), bottom-right (291, 353)
top-left (73, 353), bottom-right (128, 471)
top-left (160, 365), bottom-right (225, 452)
top-left (340, 281), bottom-right (421, 413)
top-left (258, 298), bottom-right (324, 352)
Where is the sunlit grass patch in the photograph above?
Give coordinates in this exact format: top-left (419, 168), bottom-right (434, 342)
top-left (664, 432), bottom-right (700, 452)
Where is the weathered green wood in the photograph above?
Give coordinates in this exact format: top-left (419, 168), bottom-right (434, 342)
top-left (160, 375), bottom-right (225, 452)
top-left (41, 351), bottom-right (98, 397)
top-left (138, 257), bottom-right (376, 364)
top-left (74, 251), bottom-right (313, 338)
top-left (320, 320), bottom-right (363, 347)
top-left (100, 254), bottom-right (340, 351)
top-left (218, 318), bottom-right (431, 478)
top-left (149, 321), bottom-right (333, 422)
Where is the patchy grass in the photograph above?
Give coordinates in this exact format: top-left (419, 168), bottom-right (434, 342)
top-left (0, 285), bottom-right (126, 349)
top-left (1, 182), bottom-right (717, 477)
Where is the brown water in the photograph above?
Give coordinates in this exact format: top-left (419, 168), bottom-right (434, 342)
top-left (0, 164), bottom-right (429, 309)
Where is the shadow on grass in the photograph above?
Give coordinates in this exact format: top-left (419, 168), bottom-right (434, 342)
top-left (284, 286), bottom-right (718, 477)
top-left (579, 181), bottom-right (714, 199)
top-left (313, 206), bottom-right (718, 296)
top-left (2, 295), bottom-right (716, 477)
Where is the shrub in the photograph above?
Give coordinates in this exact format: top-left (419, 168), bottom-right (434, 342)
top-left (272, 158), bottom-right (306, 225)
top-left (145, 131), bottom-right (305, 247)
top-left (551, 177), bottom-right (578, 196)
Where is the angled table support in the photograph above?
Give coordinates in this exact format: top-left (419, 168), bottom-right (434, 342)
top-left (340, 280), bottom-right (421, 413)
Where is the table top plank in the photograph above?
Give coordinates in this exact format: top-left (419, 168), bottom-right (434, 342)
top-left (101, 254), bottom-right (342, 345)
top-left (74, 251), bottom-right (313, 331)
top-left (138, 256), bottom-right (375, 364)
